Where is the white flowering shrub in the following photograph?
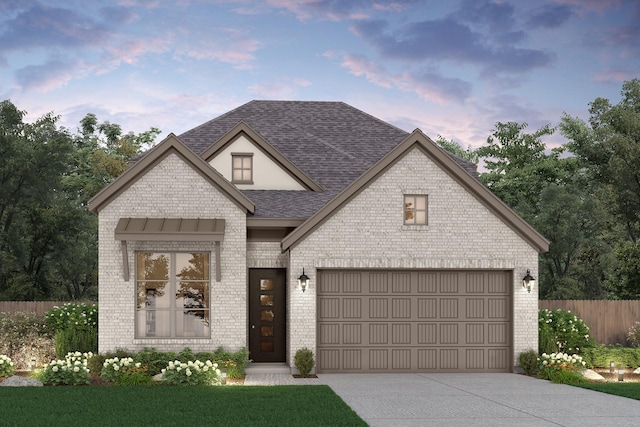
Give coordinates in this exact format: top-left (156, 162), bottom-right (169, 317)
top-left (538, 309), bottom-right (595, 355)
top-left (100, 357), bottom-right (152, 385)
top-left (40, 351), bottom-right (93, 386)
top-left (45, 303), bottom-right (98, 357)
top-left (538, 352), bottom-right (586, 383)
top-left (161, 360), bottom-right (222, 386)
top-left (0, 355), bottom-right (15, 377)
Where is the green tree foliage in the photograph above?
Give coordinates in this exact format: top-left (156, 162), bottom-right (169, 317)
top-left (0, 100), bottom-right (159, 300)
top-left (434, 135), bottom-right (478, 163)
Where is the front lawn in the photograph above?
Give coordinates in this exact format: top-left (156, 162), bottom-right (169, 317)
top-left (0, 385), bottom-right (366, 426)
top-left (575, 382), bottom-right (640, 400)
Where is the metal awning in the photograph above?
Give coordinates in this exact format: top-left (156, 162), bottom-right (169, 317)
top-left (115, 218), bottom-right (225, 282)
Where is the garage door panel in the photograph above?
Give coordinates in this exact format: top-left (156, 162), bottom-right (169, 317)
top-left (317, 270), bottom-right (512, 373)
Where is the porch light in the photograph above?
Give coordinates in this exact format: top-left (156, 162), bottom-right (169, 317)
top-left (522, 269), bottom-right (535, 293)
top-left (298, 269), bottom-right (310, 293)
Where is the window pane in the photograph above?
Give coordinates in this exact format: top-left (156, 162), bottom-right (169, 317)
top-left (137, 309), bottom-right (170, 337)
top-left (242, 170), bottom-right (251, 181)
top-left (416, 211), bottom-right (427, 224)
top-left (176, 310), bottom-right (210, 337)
top-left (136, 253), bottom-right (169, 280)
top-left (404, 196), bottom-right (414, 209)
top-left (260, 294), bottom-right (274, 306)
top-left (137, 281), bottom-right (170, 309)
top-left (260, 279), bottom-right (274, 291)
top-left (233, 156), bottom-right (242, 168)
top-left (176, 253), bottom-right (209, 281)
top-left (175, 282), bottom-right (209, 310)
top-left (416, 196), bottom-right (426, 210)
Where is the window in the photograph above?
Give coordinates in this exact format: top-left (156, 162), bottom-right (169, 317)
top-left (136, 252), bottom-right (210, 338)
top-left (232, 153), bottom-right (253, 183)
top-left (404, 195), bottom-right (428, 225)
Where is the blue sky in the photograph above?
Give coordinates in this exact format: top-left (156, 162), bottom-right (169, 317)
top-left (1, 0), bottom-right (638, 150)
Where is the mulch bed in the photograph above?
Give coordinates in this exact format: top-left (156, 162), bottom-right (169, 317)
top-left (592, 368), bottom-right (640, 382)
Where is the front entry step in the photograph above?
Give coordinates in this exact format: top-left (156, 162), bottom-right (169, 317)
top-left (245, 362), bottom-right (290, 374)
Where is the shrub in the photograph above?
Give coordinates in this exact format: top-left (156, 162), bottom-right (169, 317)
top-left (45, 303), bottom-right (98, 357)
top-left (627, 322), bottom-right (640, 348)
top-left (40, 351), bottom-right (93, 386)
top-left (101, 357), bottom-right (152, 385)
top-left (0, 312), bottom-right (55, 370)
top-left (518, 349), bottom-right (538, 375)
top-left (134, 347), bottom-right (176, 376)
top-left (161, 360), bottom-right (222, 385)
top-left (294, 348), bottom-right (314, 377)
top-left (538, 309), bottom-right (595, 355)
top-left (581, 345), bottom-right (640, 368)
top-left (197, 347), bottom-right (251, 379)
top-left (537, 352), bottom-right (586, 383)
top-left (0, 355), bottom-right (15, 377)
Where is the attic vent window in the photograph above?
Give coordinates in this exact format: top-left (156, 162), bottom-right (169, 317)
top-left (404, 195), bottom-right (428, 225)
top-left (232, 153), bottom-right (253, 184)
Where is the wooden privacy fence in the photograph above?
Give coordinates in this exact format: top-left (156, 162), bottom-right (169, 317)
top-left (0, 301), bottom-right (96, 316)
top-left (539, 300), bottom-right (640, 346)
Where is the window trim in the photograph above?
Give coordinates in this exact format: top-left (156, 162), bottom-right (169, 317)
top-left (135, 251), bottom-right (211, 339)
top-left (404, 194), bottom-right (428, 226)
top-left (231, 153), bottom-right (253, 184)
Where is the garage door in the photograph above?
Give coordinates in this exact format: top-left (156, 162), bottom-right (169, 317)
top-left (316, 270), bottom-right (512, 373)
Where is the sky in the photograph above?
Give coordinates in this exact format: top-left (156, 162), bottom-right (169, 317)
top-left (1, 0), bottom-right (638, 151)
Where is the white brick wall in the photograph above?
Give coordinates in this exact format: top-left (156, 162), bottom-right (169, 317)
top-left (98, 153), bottom-right (247, 353)
top-left (289, 148), bottom-right (539, 369)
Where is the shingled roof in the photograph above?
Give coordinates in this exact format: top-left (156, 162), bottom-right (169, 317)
top-left (177, 100), bottom-right (478, 219)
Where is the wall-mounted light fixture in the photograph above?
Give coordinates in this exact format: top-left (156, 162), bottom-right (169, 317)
top-left (522, 269), bottom-right (535, 293)
top-left (298, 268), bottom-right (310, 293)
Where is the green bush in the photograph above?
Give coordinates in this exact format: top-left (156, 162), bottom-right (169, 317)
top-left (197, 347), bottom-right (251, 378)
top-left (538, 309), bottom-right (595, 355)
top-left (627, 322), bottom-right (640, 347)
top-left (40, 351), bottom-right (93, 386)
top-left (135, 347), bottom-right (176, 376)
top-left (0, 312), bottom-right (55, 370)
top-left (518, 349), bottom-right (538, 375)
top-left (45, 303), bottom-right (98, 357)
top-left (581, 345), bottom-right (640, 368)
top-left (294, 347), bottom-right (314, 377)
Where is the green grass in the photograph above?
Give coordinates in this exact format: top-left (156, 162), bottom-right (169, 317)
top-left (0, 385), bottom-right (366, 427)
top-left (575, 382), bottom-right (640, 400)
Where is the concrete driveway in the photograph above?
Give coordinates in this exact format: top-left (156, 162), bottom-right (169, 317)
top-left (319, 373), bottom-right (640, 427)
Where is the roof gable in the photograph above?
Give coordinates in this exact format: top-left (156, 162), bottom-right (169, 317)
top-left (281, 129), bottom-right (549, 253)
top-left (88, 133), bottom-right (255, 214)
top-left (203, 121), bottom-right (322, 191)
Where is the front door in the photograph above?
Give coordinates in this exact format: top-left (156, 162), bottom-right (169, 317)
top-left (249, 269), bottom-right (286, 362)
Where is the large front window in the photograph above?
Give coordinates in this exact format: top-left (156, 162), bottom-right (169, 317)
top-left (136, 252), bottom-right (210, 338)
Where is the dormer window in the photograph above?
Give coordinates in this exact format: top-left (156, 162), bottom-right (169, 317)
top-left (232, 153), bottom-right (253, 184)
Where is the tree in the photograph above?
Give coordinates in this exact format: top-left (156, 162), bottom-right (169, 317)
top-left (0, 100), bottom-right (159, 300)
top-left (434, 135), bottom-right (479, 163)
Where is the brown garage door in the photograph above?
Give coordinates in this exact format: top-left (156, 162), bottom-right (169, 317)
top-left (316, 270), bottom-right (512, 373)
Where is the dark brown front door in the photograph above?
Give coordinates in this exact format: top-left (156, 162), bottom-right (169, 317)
top-left (249, 269), bottom-right (286, 362)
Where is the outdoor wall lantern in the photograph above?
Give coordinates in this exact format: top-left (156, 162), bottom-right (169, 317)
top-left (522, 269), bottom-right (535, 293)
top-left (298, 269), bottom-right (310, 293)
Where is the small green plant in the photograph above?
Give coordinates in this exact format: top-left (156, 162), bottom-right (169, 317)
top-left (538, 309), bottom-right (595, 355)
top-left (45, 303), bottom-right (98, 357)
top-left (40, 351), bottom-right (93, 386)
top-left (518, 349), bottom-right (538, 375)
top-left (627, 322), bottom-right (640, 348)
top-left (294, 347), bottom-right (314, 377)
top-left (537, 352), bottom-right (586, 383)
top-left (0, 355), bottom-right (15, 377)
top-left (161, 359), bottom-right (222, 385)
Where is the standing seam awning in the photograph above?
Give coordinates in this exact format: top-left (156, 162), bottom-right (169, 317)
top-left (115, 218), bottom-right (225, 282)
